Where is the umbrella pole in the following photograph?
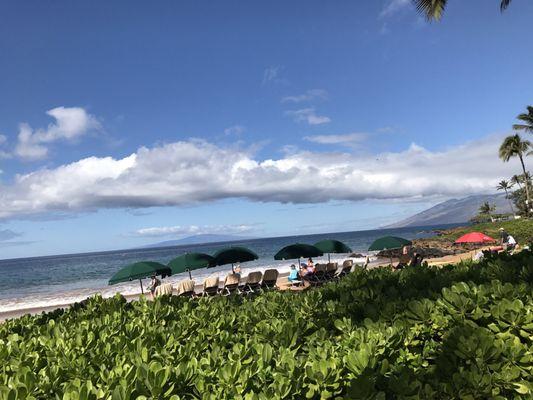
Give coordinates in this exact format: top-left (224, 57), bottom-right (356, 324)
top-left (188, 269), bottom-right (192, 280)
top-left (232, 263), bottom-right (234, 273)
top-left (390, 255), bottom-right (393, 267)
top-left (328, 253), bottom-right (331, 263)
top-left (139, 278), bottom-right (144, 295)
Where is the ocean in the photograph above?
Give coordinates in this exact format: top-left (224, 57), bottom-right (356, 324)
top-left (0, 224), bottom-right (458, 314)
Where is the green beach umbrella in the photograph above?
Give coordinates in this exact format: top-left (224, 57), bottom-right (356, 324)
top-left (108, 261), bottom-right (171, 294)
top-left (314, 239), bottom-right (353, 263)
top-left (274, 243), bottom-right (323, 262)
top-left (168, 252), bottom-right (214, 279)
top-left (211, 246), bottom-right (259, 272)
top-left (368, 236), bottom-right (412, 266)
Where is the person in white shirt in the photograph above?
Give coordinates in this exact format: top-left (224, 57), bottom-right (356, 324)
top-left (507, 235), bottom-right (517, 250)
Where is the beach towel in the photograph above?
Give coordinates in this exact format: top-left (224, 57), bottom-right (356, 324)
top-left (176, 279), bottom-right (195, 295)
top-left (154, 282), bottom-right (173, 297)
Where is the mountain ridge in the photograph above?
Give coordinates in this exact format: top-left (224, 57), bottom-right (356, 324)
top-left (139, 234), bottom-right (258, 249)
top-left (384, 193), bottom-right (512, 228)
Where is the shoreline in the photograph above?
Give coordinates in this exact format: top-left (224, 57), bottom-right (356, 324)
top-left (0, 250), bottom-right (483, 322)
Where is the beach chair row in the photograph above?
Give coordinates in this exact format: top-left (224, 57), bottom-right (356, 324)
top-left (154, 269), bottom-right (280, 298)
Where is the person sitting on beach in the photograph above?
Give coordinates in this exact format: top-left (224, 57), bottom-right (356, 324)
top-left (408, 252), bottom-right (424, 267)
top-left (299, 262), bottom-right (315, 276)
top-left (473, 250), bottom-right (485, 262)
top-left (147, 275), bottom-right (161, 298)
top-left (288, 264), bottom-right (300, 283)
top-left (307, 258), bottom-right (314, 268)
top-left (305, 262), bottom-right (316, 275)
top-left (234, 263), bottom-right (242, 275)
top-left (506, 235), bottom-right (517, 251)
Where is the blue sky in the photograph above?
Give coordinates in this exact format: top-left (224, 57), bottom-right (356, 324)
top-left (0, 0), bottom-right (532, 258)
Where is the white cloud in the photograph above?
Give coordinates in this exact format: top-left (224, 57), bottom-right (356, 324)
top-left (380, 0), bottom-right (411, 18)
top-left (285, 108), bottom-right (331, 125)
top-left (0, 134), bottom-right (520, 220)
top-left (262, 66), bottom-right (287, 85)
top-left (0, 134), bottom-right (6, 145)
top-left (281, 89), bottom-right (328, 104)
top-left (304, 133), bottom-right (367, 147)
top-left (134, 224), bottom-right (255, 238)
top-left (14, 107), bottom-right (100, 160)
top-left (224, 125), bottom-right (246, 136)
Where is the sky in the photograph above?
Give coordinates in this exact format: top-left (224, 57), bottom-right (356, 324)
top-left (0, 0), bottom-right (532, 258)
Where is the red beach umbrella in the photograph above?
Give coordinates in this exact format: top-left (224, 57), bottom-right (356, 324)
top-left (454, 232), bottom-right (496, 244)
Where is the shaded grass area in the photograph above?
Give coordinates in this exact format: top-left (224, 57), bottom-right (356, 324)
top-left (1, 251), bottom-right (533, 399)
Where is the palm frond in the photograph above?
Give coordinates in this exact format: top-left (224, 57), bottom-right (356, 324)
top-left (414, 0), bottom-right (512, 20)
top-left (412, 0), bottom-right (447, 21)
top-left (513, 124), bottom-right (533, 132)
top-left (500, 0), bottom-right (512, 12)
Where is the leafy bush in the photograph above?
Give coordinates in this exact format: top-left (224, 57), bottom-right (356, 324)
top-left (1, 251), bottom-right (533, 399)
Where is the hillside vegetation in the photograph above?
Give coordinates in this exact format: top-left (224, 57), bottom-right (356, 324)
top-left (435, 219), bottom-right (533, 244)
top-left (1, 251), bottom-right (533, 399)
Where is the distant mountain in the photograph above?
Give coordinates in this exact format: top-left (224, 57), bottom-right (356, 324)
top-left (140, 234), bottom-right (256, 248)
top-left (384, 193), bottom-right (513, 228)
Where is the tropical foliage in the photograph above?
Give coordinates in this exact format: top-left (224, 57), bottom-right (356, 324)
top-left (1, 251), bottom-right (533, 399)
top-left (434, 218), bottom-right (533, 244)
top-left (414, 0), bottom-right (512, 21)
top-left (513, 106), bottom-right (533, 135)
top-left (496, 179), bottom-right (515, 216)
top-left (499, 134), bottom-right (532, 214)
top-left (478, 201), bottom-right (496, 219)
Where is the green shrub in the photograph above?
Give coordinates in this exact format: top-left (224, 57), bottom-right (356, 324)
top-left (0, 250), bottom-right (532, 399)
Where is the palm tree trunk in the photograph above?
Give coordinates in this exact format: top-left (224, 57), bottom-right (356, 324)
top-left (519, 153), bottom-right (531, 215)
top-left (504, 188), bottom-right (515, 216)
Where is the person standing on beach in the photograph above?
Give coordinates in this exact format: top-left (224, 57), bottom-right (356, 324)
top-left (147, 275), bottom-right (161, 299)
top-left (499, 228), bottom-right (509, 246)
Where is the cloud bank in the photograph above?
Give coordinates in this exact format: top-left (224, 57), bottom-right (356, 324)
top-left (305, 133), bottom-right (368, 147)
top-left (134, 224), bottom-right (255, 238)
top-left (0, 135), bottom-right (518, 220)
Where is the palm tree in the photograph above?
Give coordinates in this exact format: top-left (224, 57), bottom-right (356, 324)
top-left (510, 174), bottom-right (523, 190)
top-left (513, 106), bottom-right (533, 135)
top-left (479, 201), bottom-right (496, 221)
top-left (499, 134), bottom-right (532, 214)
top-left (413, 0), bottom-right (512, 21)
top-left (496, 179), bottom-right (515, 216)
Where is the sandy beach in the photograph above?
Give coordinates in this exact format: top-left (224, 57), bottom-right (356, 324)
top-left (0, 250), bottom-right (485, 322)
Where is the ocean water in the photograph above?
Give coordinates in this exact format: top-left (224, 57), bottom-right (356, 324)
top-left (0, 224), bottom-right (458, 313)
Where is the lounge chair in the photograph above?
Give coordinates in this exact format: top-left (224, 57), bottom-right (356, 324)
top-left (220, 273), bottom-right (241, 296)
top-left (325, 262), bottom-right (338, 281)
top-left (261, 269), bottom-right (279, 290)
top-left (154, 282), bottom-right (174, 297)
top-left (314, 263), bottom-right (328, 283)
top-left (242, 271), bottom-right (263, 294)
top-left (176, 279), bottom-right (196, 297)
top-left (202, 276), bottom-right (220, 297)
top-left (302, 264), bottom-right (325, 287)
top-left (337, 260), bottom-right (353, 279)
top-left (395, 254), bottom-right (411, 270)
